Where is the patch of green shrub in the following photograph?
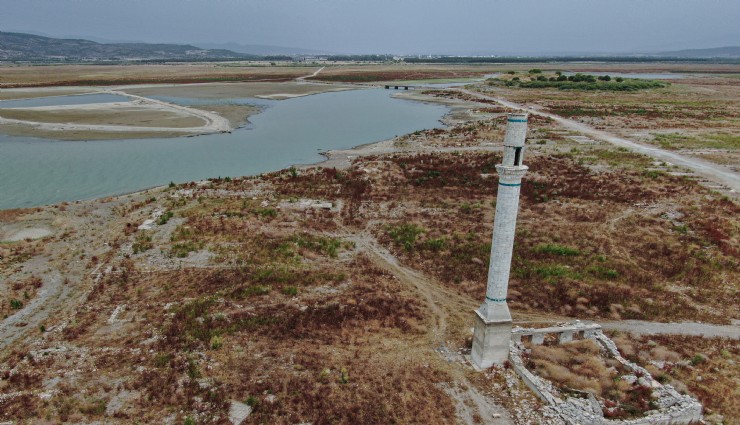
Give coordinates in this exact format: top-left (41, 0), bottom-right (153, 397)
top-left (133, 232), bottom-right (154, 254)
top-left (157, 211), bottom-right (174, 225)
top-left (534, 243), bottom-right (581, 256)
top-left (241, 285), bottom-right (271, 297)
top-left (282, 286), bottom-right (298, 296)
top-left (587, 265), bottom-right (619, 279)
top-left (387, 223), bottom-right (425, 251)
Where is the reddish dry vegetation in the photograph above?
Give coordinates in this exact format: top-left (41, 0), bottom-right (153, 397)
top-left (612, 333), bottom-right (739, 422)
top-left (0, 182), bottom-right (456, 423)
top-left (0, 276), bottom-right (42, 318)
top-left (292, 150), bottom-right (733, 324)
top-left (0, 64), bottom-right (310, 88)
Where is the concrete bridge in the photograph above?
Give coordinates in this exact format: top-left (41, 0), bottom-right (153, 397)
top-left (383, 85), bottom-right (415, 90)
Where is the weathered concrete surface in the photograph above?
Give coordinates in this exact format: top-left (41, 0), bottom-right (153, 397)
top-left (472, 312), bottom-right (512, 369)
top-left (473, 115), bottom-right (529, 369)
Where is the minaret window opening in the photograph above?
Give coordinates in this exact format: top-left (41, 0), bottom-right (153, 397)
top-left (514, 147), bottom-right (522, 166)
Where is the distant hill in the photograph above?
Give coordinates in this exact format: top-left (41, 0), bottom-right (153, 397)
top-left (655, 46), bottom-right (740, 58)
top-left (0, 31), bottom-right (254, 61)
top-left (195, 42), bottom-right (327, 56)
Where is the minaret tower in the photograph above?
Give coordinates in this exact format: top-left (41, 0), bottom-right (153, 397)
top-left (472, 113), bottom-right (529, 369)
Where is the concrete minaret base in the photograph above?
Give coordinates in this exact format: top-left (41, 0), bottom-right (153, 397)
top-left (472, 310), bottom-right (512, 369)
top-left (471, 113), bottom-right (528, 370)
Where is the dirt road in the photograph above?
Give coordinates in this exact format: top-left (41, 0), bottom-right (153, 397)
top-left (456, 88), bottom-right (740, 193)
top-left (346, 231), bottom-right (513, 425)
top-left (296, 66), bottom-right (325, 82)
top-left (599, 320), bottom-right (740, 339)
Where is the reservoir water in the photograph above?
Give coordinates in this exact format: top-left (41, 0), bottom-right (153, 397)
top-left (0, 89), bottom-right (448, 210)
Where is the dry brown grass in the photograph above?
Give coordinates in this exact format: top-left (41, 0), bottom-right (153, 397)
top-left (612, 332), bottom-right (740, 423)
top-left (0, 181), bottom-right (458, 423)
top-left (0, 276), bottom-right (42, 318)
top-left (0, 64), bottom-right (311, 88)
top-left (523, 339), bottom-right (657, 419)
top-left (296, 149), bottom-right (736, 324)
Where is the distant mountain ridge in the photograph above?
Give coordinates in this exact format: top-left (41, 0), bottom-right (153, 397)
top-left (655, 46), bottom-right (740, 58)
top-left (0, 31), bottom-right (253, 61)
top-left (195, 42), bottom-right (328, 56)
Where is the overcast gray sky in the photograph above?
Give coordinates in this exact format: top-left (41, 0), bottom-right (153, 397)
top-left (1, 0), bottom-right (738, 54)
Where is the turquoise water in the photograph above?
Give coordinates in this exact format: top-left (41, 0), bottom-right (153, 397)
top-left (0, 89), bottom-right (448, 210)
top-left (0, 93), bottom-right (130, 108)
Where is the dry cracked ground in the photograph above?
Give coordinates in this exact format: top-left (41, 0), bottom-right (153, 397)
top-left (1, 78), bottom-right (738, 424)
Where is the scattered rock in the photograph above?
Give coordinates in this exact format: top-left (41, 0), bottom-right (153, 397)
top-left (228, 401), bottom-right (252, 425)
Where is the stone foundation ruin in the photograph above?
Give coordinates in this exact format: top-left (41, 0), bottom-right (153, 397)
top-left (508, 321), bottom-right (703, 425)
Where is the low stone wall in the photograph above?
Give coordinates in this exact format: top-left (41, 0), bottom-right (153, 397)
top-left (508, 322), bottom-right (703, 425)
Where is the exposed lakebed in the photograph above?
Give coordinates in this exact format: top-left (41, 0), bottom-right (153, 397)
top-left (0, 88), bottom-right (449, 210)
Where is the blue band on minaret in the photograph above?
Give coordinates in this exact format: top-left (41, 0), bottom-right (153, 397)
top-left (508, 118), bottom-right (527, 123)
top-left (486, 296), bottom-right (507, 302)
top-left (498, 182), bottom-right (521, 187)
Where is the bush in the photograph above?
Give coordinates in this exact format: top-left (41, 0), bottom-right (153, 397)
top-left (133, 232), bottom-right (153, 254)
top-left (387, 223), bottom-right (425, 251)
top-left (292, 234), bottom-right (342, 258)
top-left (254, 207), bottom-right (278, 218)
top-left (422, 238), bottom-right (447, 252)
top-left (587, 265), bottom-right (619, 279)
top-left (10, 299), bottom-right (23, 309)
top-left (79, 399), bottom-right (107, 416)
top-left (534, 243), bottom-right (581, 256)
top-left (170, 241), bottom-right (201, 258)
top-left (241, 285), bottom-right (271, 297)
top-left (690, 354), bottom-right (705, 366)
top-left (489, 74), bottom-right (663, 91)
top-left (157, 211), bottom-right (174, 225)
top-left (282, 286), bottom-right (298, 296)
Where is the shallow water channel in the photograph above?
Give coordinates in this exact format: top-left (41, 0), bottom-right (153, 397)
top-left (0, 88), bottom-right (449, 210)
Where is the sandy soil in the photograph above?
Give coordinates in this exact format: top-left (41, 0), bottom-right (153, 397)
top-left (0, 224), bottom-right (53, 242)
top-left (0, 87), bottom-right (95, 101)
top-left (0, 103), bottom-right (206, 128)
top-left (121, 81), bottom-right (356, 100)
top-left (0, 87), bottom-right (232, 140)
top-left (190, 104), bottom-right (261, 128)
top-left (0, 123), bottom-right (191, 140)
